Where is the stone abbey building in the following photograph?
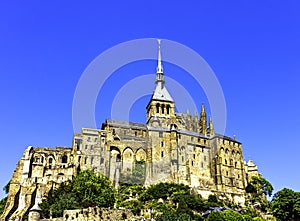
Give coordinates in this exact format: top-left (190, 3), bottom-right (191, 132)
top-left (1, 42), bottom-right (259, 221)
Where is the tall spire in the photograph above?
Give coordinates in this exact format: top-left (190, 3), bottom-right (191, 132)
top-left (156, 39), bottom-right (165, 87)
top-left (200, 103), bottom-right (207, 135)
top-left (157, 39), bottom-right (163, 73)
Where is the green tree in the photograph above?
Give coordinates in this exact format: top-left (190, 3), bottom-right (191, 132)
top-left (139, 182), bottom-right (190, 201)
top-left (120, 160), bottom-right (146, 184)
top-left (40, 170), bottom-right (115, 218)
top-left (271, 188), bottom-right (300, 221)
top-left (0, 197), bottom-right (8, 216)
top-left (246, 176), bottom-right (273, 212)
top-left (3, 181), bottom-right (10, 195)
top-left (71, 170), bottom-right (115, 207)
top-left (246, 176), bottom-right (273, 197)
top-left (155, 208), bottom-right (179, 221)
top-left (207, 210), bottom-right (245, 221)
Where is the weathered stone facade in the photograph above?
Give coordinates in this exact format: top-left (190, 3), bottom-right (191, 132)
top-left (1, 42), bottom-right (259, 221)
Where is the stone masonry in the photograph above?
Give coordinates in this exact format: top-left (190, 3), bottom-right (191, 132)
top-left (1, 42), bottom-right (259, 221)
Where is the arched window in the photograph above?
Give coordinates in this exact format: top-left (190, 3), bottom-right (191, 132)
top-left (166, 105), bottom-right (170, 114)
top-left (225, 148), bottom-right (229, 154)
top-left (232, 150), bottom-right (235, 155)
top-left (62, 155), bottom-right (68, 163)
top-left (161, 104), bottom-right (165, 114)
top-left (156, 103), bottom-right (160, 113)
top-left (225, 159), bottom-right (227, 165)
top-left (91, 157), bottom-right (94, 165)
top-left (235, 162), bottom-right (238, 168)
top-left (116, 154), bottom-right (121, 162)
top-left (49, 158), bottom-right (53, 164)
top-left (230, 159), bottom-right (233, 166)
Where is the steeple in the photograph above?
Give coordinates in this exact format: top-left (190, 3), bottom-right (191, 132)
top-left (156, 39), bottom-right (165, 88)
top-left (146, 39), bottom-right (175, 124)
top-left (200, 103), bottom-right (207, 135)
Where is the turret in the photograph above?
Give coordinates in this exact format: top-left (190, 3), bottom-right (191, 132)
top-left (208, 117), bottom-right (214, 136)
top-left (200, 103), bottom-right (207, 135)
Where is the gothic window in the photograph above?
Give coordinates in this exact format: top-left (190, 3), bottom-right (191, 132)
top-left (198, 138), bottom-right (201, 142)
top-left (235, 162), bottom-right (238, 168)
top-left (156, 103), bottom-right (160, 113)
top-left (225, 148), bottom-right (229, 154)
top-left (91, 157), bottom-right (94, 165)
top-left (161, 151), bottom-right (164, 158)
top-left (161, 104), bottom-right (165, 114)
top-left (232, 150), bottom-right (235, 155)
top-left (116, 154), bottom-right (121, 162)
top-left (193, 154), bottom-right (195, 159)
top-left (166, 105), bottom-right (170, 114)
top-left (204, 140), bottom-right (207, 144)
top-left (225, 159), bottom-right (227, 165)
top-left (192, 161), bottom-right (194, 166)
top-left (49, 158), bottom-right (53, 164)
top-left (62, 155), bottom-right (68, 163)
top-left (161, 141), bottom-right (164, 147)
top-left (84, 157), bottom-right (87, 164)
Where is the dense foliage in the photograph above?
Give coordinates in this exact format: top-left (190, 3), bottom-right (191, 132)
top-left (3, 172), bottom-right (300, 220)
top-left (270, 188), bottom-right (300, 221)
top-left (0, 197), bottom-right (7, 217)
top-left (120, 160), bottom-right (146, 185)
top-left (39, 170), bottom-right (115, 218)
top-left (245, 176), bottom-right (273, 212)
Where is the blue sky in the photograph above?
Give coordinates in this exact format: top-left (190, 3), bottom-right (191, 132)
top-left (1, 1), bottom-right (300, 199)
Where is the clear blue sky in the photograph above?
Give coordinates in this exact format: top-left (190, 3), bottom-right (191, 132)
top-left (1, 1), bottom-right (300, 199)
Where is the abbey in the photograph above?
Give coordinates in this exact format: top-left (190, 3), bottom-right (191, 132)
top-left (1, 42), bottom-right (259, 221)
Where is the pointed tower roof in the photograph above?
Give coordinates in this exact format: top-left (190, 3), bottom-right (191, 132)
top-left (152, 39), bottom-right (174, 102)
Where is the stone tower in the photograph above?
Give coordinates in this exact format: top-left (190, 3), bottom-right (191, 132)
top-left (146, 40), bottom-right (175, 128)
